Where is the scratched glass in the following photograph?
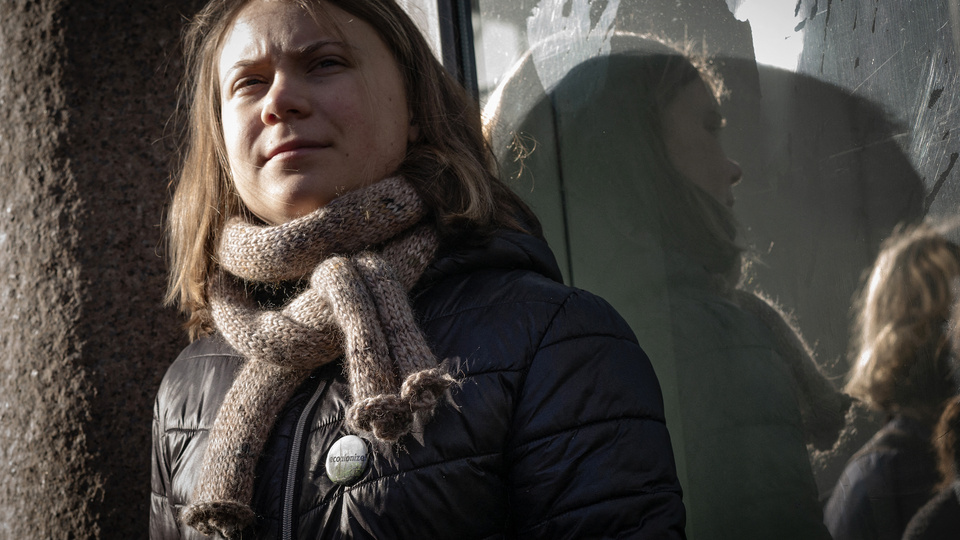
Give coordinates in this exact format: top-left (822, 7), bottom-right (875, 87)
top-left (464, 0), bottom-right (960, 539)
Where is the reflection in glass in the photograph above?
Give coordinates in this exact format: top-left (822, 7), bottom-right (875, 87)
top-left (486, 34), bottom-right (849, 538)
top-left (475, 0), bottom-right (960, 537)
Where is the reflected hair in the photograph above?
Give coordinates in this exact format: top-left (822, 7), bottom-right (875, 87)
top-left (846, 221), bottom-right (960, 417)
top-left (166, 0), bottom-right (537, 338)
top-left (934, 395), bottom-right (960, 489)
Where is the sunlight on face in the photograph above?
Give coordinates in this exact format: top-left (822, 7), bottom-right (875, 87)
top-left (218, 0), bottom-right (416, 224)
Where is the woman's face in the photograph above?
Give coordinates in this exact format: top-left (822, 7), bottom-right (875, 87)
top-left (661, 78), bottom-right (742, 208)
top-left (218, 0), bottom-right (415, 225)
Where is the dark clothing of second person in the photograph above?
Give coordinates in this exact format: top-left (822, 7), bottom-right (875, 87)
top-left (825, 415), bottom-right (940, 540)
top-left (660, 250), bottom-right (833, 540)
top-left (901, 481), bottom-right (960, 540)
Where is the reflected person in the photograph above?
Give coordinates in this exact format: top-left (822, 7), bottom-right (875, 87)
top-left (491, 36), bottom-right (846, 540)
top-left (825, 222), bottom-right (960, 540)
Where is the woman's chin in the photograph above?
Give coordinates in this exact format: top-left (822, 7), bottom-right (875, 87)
top-left (245, 185), bottom-right (336, 225)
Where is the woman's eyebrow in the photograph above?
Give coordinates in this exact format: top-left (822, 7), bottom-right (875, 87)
top-left (293, 39), bottom-right (356, 59)
top-left (222, 40), bottom-right (355, 81)
top-left (224, 57), bottom-right (262, 76)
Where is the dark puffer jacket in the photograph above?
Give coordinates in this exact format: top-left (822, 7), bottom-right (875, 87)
top-left (150, 230), bottom-right (686, 539)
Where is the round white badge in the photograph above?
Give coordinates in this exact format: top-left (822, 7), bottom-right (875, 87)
top-left (325, 435), bottom-right (370, 485)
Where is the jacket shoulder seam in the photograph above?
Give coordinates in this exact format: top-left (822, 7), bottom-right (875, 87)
top-left (538, 331), bottom-right (634, 349)
top-left (512, 413), bottom-right (665, 449)
top-left (506, 289), bottom-right (577, 440)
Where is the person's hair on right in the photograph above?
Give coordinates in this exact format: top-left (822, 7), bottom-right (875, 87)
top-left (933, 395), bottom-right (960, 490)
top-left (846, 221), bottom-right (960, 418)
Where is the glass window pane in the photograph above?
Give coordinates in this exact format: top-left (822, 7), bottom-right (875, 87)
top-left (475, 1), bottom-right (960, 538)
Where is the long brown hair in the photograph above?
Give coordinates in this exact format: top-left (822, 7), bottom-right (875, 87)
top-left (846, 221), bottom-right (960, 418)
top-left (166, 0), bottom-right (537, 338)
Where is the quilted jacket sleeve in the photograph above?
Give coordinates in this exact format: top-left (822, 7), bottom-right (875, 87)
top-left (150, 340), bottom-right (241, 540)
top-left (506, 289), bottom-right (686, 538)
top-left (151, 387), bottom-right (181, 539)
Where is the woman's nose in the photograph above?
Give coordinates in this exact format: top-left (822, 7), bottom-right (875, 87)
top-left (261, 75), bottom-right (311, 124)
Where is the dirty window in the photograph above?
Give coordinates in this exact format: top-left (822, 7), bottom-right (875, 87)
top-left (468, 0), bottom-right (960, 537)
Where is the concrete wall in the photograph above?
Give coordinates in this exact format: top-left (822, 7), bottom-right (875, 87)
top-left (0, 1), bottom-right (199, 536)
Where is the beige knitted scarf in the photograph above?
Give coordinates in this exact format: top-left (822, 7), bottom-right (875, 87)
top-left (181, 177), bottom-right (453, 538)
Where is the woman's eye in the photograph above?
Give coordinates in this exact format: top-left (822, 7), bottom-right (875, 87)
top-left (233, 78), bottom-right (264, 93)
top-left (312, 57), bottom-right (346, 71)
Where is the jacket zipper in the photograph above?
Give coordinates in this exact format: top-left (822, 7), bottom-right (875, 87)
top-left (281, 379), bottom-right (328, 540)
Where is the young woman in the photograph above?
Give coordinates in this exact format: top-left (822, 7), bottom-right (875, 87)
top-left (486, 36), bottom-right (846, 539)
top-left (825, 222), bottom-right (960, 540)
top-left (150, 1), bottom-right (685, 538)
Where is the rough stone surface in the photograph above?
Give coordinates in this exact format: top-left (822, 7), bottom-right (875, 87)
top-left (0, 0), bottom-right (201, 536)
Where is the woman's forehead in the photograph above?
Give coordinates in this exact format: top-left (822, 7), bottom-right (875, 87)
top-left (221, 2), bottom-right (328, 54)
top-left (216, 1), bottom-right (368, 80)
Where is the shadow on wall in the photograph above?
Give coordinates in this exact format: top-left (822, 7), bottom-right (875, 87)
top-left (731, 59), bottom-right (925, 500)
top-left (726, 58), bottom-right (926, 379)
top-left (486, 49), bottom-right (923, 500)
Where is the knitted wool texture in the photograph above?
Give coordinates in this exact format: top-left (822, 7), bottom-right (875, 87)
top-left (181, 177), bottom-right (453, 538)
